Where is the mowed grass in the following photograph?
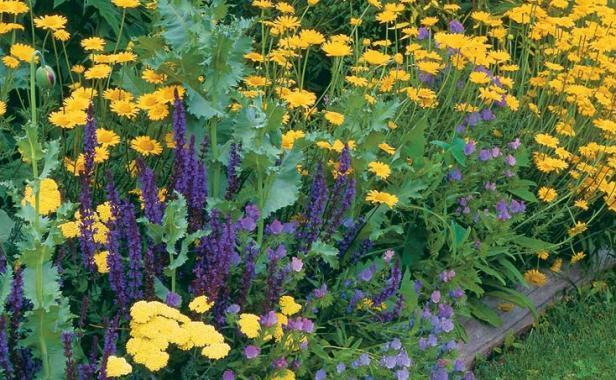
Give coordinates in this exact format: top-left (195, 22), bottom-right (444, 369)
top-left (474, 275), bottom-right (616, 380)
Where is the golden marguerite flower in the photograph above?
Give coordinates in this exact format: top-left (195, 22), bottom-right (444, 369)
top-left (96, 129), bottom-right (120, 147)
top-left (81, 37), bottom-right (106, 51)
top-left (53, 29), bottom-right (70, 42)
top-left (365, 190), bottom-right (398, 208)
top-left (571, 251), bottom-right (586, 264)
top-left (112, 0), bottom-right (140, 8)
top-left (361, 49), bottom-right (390, 65)
top-left (0, 100), bottom-right (6, 116)
top-left (0, 1), bottom-right (29, 15)
top-left (34, 15), bottom-right (67, 31)
top-left (524, 269), bottom-right (546, 287)
top-left (84, 64), bottom-right (112, 80)
top-left (131, 136), bottom-right (163, 156)
top-left (282, 89), bottom-right (316, 109)
top-left (368, 161), bottom-right (391, 180)
top-left (10, 43), bottom-right (36, 62)
top-left (322, 40), bottom-right (352, 57)
top-left (110, 100), bottom-right (139, 119)
top-left (141, 68), bottom-right (167, 84)
top-left (537, 186), bottom-right (558, 203)
top-left (324, 111), bottom-right (344, 126)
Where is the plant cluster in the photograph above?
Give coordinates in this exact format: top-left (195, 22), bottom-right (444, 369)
top-left (0, 0), bottom-right (613, 379)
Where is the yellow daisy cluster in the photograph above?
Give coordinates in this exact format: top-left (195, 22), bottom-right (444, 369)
top-left (503, 1), bottom-right (616, 213)
top-left (127, 300), bottom-right (230, 372)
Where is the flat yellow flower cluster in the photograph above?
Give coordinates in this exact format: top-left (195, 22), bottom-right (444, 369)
top-left (126, 300), bottom-right (230, 372)
top-left (22, 178), bottom-right (61, 215)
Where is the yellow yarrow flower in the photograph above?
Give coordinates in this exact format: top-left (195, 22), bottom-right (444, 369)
top-left (188, 295), bottom-right (214, 314)
top-left (94, 251), bottom-right (109, 274)
top-left (106, 356), bottom-right (132, 377)
top-left (279, 296), bottom-right (301, 316)
top-left (22, 178), bottom-right (61, 215)
top-left (571, 251), bottom-right (586, 264)
top-left (238, 313), bottom-right (261, 338)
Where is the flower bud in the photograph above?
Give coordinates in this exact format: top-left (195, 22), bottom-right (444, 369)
top-left (36, 65), bottom-right (56, 88)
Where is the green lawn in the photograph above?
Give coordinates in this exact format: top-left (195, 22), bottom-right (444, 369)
top-left (474, 275), bottom-right (616, 380)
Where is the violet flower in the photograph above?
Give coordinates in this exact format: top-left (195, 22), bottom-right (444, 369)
top-left (62, 332), bottom-right (76, 380)
top-left (225, 142), bottom-right (241, 199)
top-left (297, 164), bottom-right (329, 253)
top-left (0, 317), bottom-right (12, 378)
top-left (121, 201), bottom-right (143, 302)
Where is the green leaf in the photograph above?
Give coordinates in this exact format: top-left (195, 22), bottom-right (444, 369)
top-left (21, 304), bottom-right (72, 380)
top-left (450, 137), bottom-right (467, 167)
top-left (451, 221), bottom-right (470, 250)
top-left (161, 193), bottom-right (188, 251)
top-left (168, 230), bottom-right (208, 271)
top-left (262, 150), bottom-right (303, 218)
top-left (85, 0), bottom-right (121, 37)
top-left (154, 277), bottom-right (171, 302)
top-left (487, 288), bottom-right (537, 318)
top-left (40, 140), bottom-right (60, 179)
top-left (368, 100), bottom-right (400, 132)
top-left (469, 298), bottom-right (502, 327)
top-left (402, 119), bottom-right (427, 162)
top-left (23, 263), bottom-right (62, 311)
top-left (156, 0), bottom-right (199, 50)
top-left (507, 179), bottom-right (538, 203)
top-left (514, 236), bottom-right (553, 251)
top-left (310, 241), bottom-right (339, 269)
top-left (399, 269), bottom-right (418, 317)
top-left (0, 209), bottom-right (14, 243)
top-left (16, 125), bottom-right (43, 164)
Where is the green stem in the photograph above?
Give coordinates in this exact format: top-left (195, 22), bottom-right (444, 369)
top-left (30, 52), bottom-right (51, 380)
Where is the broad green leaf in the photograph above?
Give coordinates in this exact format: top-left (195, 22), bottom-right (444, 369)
top-left (310, 241), bottom-right (339, 269)
top-left (0, 209), bottom-right (14, 243)
top-left (507, 179), bottom-right (538, 203)
top-left (160, 193), bottom-right (188, 251)
top-left (403, 119), bottom-right (427, 162)
top-left (514, 236), bottom-right (553, 251)
top-left (262, 150), bottom-right (303, 218)
top-left (40, 140), bottom-right (60, 179)
top-left (451, 221), bottom-right (470, 250)
top-left (368, 100), bottom-right (400, 132)
top-left (156, 0), bottom-right (199, 50)
top-left (23, 263), bottom-right (62, 311)
top-left (469, 298), bottom-right (502, 327)
top-left (16, 125), bottom-right (43, 164)
top-left (450, 137), bottom-right (467, 167)
top-left (85, 0), bottom-right (121, 37)
top-left (399, 269), bottom-right (418, 317)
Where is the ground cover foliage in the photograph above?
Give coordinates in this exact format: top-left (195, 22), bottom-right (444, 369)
top-left (0, 0), bottom-right (614, 379)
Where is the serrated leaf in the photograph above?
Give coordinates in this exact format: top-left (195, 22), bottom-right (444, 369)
top-left (21, 304), bottom-right (72, 380)
top-left (403, 119), bottom-right (427, 161)
top-left (160, 193), bottom-right (188, 252)
top-left (40, 140), bottom-right (60, 179)
top-left (16, 125), bottom-right (43, 164)
top-left (262, 150), bottom-right (303, 218)
top-left (0, 209), bottom-right (14, 243)
top-left (23, 263), bottom-right (62, 311)
top-left (156, 0), bottom-right (200, 50)
top-left (310, 241), bottom-right (339, 269)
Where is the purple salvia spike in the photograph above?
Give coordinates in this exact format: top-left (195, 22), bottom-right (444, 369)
top-left (62, 332), bottom-right (76, 380)
top-left (121, 201), bottom-right (143, 302)
top-left (297, 164), bottom-right (329, 253)
top-left (78, 295), bottom-right (89, 330)
top-left (7, 266), bottom-right (24, 345)
top-left (172, 92), bottom-right (189, 195)
top-left (78, 106), bottom-right (98, 273)
top-left (372, 260), bottom-right (402, 307)
top-left (238, 241), bottom-right (258, 308)
top-left (98, 317), bottom-right (119, 380)
top-left (137, 160), bottom-right (164, 224)
top-left (143, 246), bottom-right (156, 300)
top-left (0, 317), bottom-right (13, 378)
top-left (225, 142), bottom-right (241, 200)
